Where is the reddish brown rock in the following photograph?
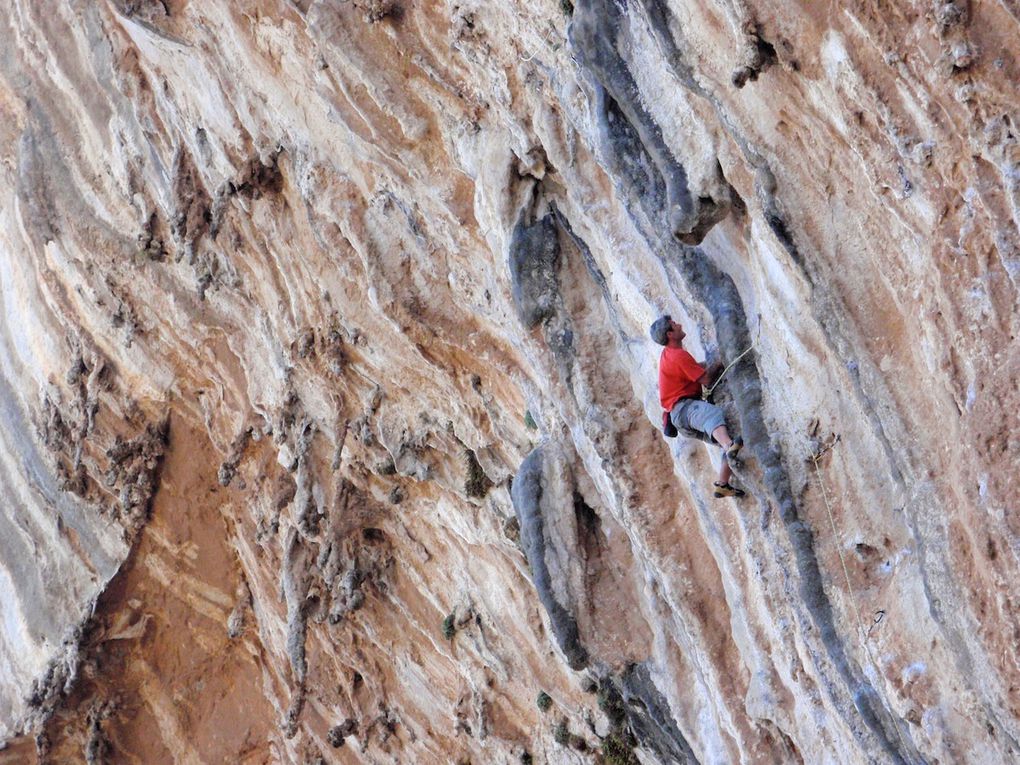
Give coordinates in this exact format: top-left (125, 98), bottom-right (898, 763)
top-left (0, 1), bottom-right (1017, 763)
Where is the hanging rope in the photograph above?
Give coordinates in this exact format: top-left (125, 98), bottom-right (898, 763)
top-left (704, 324), bottom-right (761, 399)
top-left (810, 441), bottom-right (876, 655)
top-left (810, 441), bottom-right (914, 761)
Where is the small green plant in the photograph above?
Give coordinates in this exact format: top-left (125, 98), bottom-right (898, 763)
top-left (560, 0), bottom-right (574, 17)
top-left (597, 683), bottom-right (626, 726)
top-left (524, 410), bottom-right (538, 430)
top-left (553, 720), bottom-right (570, 746)
top-left (464, 449), bottom-right (493, 498)
top-left (442, 613), bottom-right (456, 640)
top-left (536, 691), bottom-right (552, 712)
top-left (600, 732), bottom-right (639, 765)
top-left (502, 516), bottom-right (521, 544)
top-left (519, 753), bottom-right (533, 765)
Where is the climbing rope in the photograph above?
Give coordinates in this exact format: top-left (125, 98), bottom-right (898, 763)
top-left (514, 9), bottom-right (562, 63)
top-left (810, 443), bottom-right (876, 658)
top-left (810, 442), bottom-right (915, 761)
top-left (703, 325), bottom-right (761, 399)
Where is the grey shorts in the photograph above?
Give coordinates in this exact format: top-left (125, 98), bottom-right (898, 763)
top-left (670, 399), bottom-right (726, 442)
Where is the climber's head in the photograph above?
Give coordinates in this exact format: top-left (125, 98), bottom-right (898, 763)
top-left (650, 315), bottom-right (671, 345)
top-left (651, 315), bottom-right (687, 346)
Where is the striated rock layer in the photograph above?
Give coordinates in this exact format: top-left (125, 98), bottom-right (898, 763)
top-left (1, 0), bottom-right (1018, 762)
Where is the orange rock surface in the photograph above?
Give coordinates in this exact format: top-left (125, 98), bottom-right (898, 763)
top-left (0, 1), bottom-right (1017, 763)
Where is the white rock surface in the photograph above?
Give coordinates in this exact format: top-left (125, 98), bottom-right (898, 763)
top-left (0, 1), bottom-right (1017, 762)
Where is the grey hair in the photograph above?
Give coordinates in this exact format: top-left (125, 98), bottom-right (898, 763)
top-left (649, 315), bottom-right (672, 346)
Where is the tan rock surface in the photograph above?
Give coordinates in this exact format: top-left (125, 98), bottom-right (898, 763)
top-left (0, 1), bottom-right (1017, 763)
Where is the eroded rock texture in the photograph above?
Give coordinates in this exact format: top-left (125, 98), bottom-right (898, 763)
top-left (0, 1), bottom-right (1017, 762)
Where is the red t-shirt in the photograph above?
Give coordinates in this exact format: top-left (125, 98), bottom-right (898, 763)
top-left (659, 347), bottom-right (705, 411)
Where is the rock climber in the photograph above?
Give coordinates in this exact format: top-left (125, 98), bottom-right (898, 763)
top-left (650, 315), bottom-right (745, 498)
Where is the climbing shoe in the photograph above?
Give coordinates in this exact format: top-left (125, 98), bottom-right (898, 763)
top-left (713, 482), bottom-right (745, 498)
top-left (723, 439), bottom-right (743, 463)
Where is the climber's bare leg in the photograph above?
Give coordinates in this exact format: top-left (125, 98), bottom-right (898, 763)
top-left (718, 457), bottom-right (732, 485)
top-left (712, 425), bottom-right (734, 485)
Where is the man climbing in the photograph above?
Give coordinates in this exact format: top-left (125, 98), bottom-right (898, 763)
top-left (650, 315), bottom-right (745, 498)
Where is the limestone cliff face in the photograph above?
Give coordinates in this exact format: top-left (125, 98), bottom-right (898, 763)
top-left (1, 1), bottom-right (1017, 763)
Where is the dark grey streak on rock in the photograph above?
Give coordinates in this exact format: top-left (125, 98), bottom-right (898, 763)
top-left (570, 0), bottom-right (728, 244)
top-left (510, 446), bottom-right (589, 670)
top-left (621, 662), bottom-right (700, 764)
top-left (508, 209), bottom-right (562, 329)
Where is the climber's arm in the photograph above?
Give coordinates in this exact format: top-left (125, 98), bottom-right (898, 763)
top-left (697, 360), bottom-right (723, 387)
